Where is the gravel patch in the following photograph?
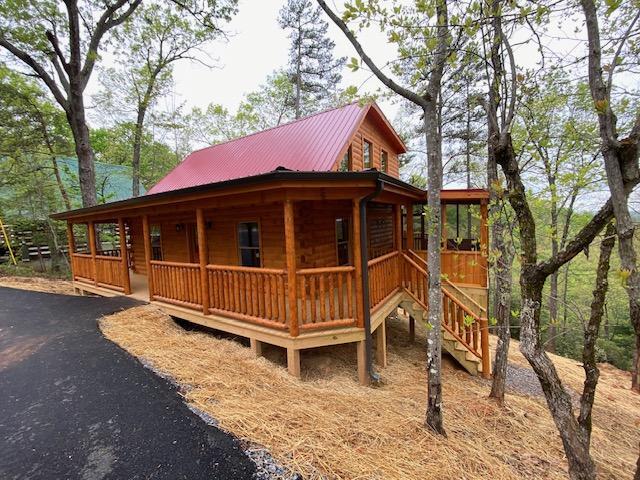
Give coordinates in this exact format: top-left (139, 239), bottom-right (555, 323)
top-left (505, 362), bottom-right (580, 405)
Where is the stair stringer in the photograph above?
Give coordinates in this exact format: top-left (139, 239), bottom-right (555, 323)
top-left (399, 294), bottom-right (483, 376)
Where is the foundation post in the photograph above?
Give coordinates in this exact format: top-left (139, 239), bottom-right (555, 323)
top-left (287, 348), bottom-right (301, 378)
top-left (250, 338), bottom-right (263, 358)
top-left (375, 318), bottom-right (387, 367)
top-left (356, 340), bottom-right (369, 386)
top-left (409, 315), bottom-right (415, 342)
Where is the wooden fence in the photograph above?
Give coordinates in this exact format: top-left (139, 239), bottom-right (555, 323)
top-left (368, 251), bottom-right (401, 309)
top-left (150, 260), bottom-right (202, 309)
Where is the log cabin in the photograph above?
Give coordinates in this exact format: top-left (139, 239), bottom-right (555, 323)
top-left (52, 102), bottom-right (491, 384)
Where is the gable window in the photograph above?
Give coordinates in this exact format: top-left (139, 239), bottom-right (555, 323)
top-left (381, 150), bottom-right (388, 173)
top-left (363, 140), bottom-right (373, 169)
top-left (339, 146), bottom-right (352, 172)
top-left (238, 221), bottom-right (261, 267)
top-left (335, 218), bottom-right (350, 266)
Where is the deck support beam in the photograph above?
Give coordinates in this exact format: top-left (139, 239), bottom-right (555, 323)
top-left (142, 215), bottom-right (154, 301)
top-left (88, 220), bottom-right (97, 286)
top-left (352, 199), bottom-right (364, 328)
top-left (196, 208), bottom-right (209, 315)
top-left (284, 199), bottom-right (299, 337)
top-left (287, 348), bottom-right (300, 378)
top-left (375, 318), bottom-right (387, 367)
top-left (118, 218), bottom-right (131, 294)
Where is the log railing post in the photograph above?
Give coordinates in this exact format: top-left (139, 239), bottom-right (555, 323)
top-left (284, 199), bottom-right (298, 337)
top-left (196, 208), bottom-right (209, 314)
top-left (88, 221), bottom-right (97, 285)
top-left (352, 198), bottom-right (364, 328)
top-left (66, 221), bottom-right (75, 280)
top-left (480, 316), bottom-right (491, 378)
top-left (405, 203), bottom-right (414, 250)
top-left (480, 200), bottom-right (489, 288)
top-left (118, 217), bottom-right (131, 294)
top-left (394, 203), bottom-right (402, 287)
top-left (142, 215), bottom-right (154, 301)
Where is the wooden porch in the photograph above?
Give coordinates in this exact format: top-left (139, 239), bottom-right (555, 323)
top-left (60, 173), bottom-right (490, 384)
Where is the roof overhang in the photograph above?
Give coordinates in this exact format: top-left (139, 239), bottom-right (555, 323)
top-left (51, 170), bottom-right (425, 221)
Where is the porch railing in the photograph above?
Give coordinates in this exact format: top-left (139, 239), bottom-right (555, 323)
top-left (296, 266), bottom-right (356, 331)
top-left (95, 255), bottom-right (125, 290)
top-left (367, 251), bottom-right (401, 309)
top-left (71, 253), bottom-right (94, 281)
top-left (150, 260), bottom-right (202, 309)
top-left (206, 264), bottom-right (288, 330)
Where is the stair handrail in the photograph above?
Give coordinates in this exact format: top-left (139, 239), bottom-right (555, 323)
top-left (406, 249), bottom-right (487, 317)
top-left (401, 251), bottom-right (491, 377)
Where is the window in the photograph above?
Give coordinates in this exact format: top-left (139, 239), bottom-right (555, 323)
top-left (151, 225), bottom-right (163, 260)
top-left (238, 221), bottom-right (261, 267)
top-left (363, 140), bottom-right (373, 168)
top-left (445, 203), bottom-right (480, 251)
top-left (339, 146), bottom-right (352, 171)
top-left (380, 150), bottom-right (388, 173)
top-left (335, 218), bottom-right (350, 266)
top-left (72, 224), bottom-right (89, 253)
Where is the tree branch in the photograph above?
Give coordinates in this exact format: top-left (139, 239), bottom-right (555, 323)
top-left (315, 0), bottom-right (429, 108)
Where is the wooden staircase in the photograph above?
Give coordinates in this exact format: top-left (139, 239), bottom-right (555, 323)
top-left (399, 250), bottom-right (491, 378)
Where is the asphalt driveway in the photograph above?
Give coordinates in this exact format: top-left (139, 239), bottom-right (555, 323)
top-left (0, 287), bottom-right (256, 479)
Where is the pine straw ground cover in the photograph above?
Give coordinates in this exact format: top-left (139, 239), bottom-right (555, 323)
top-left (0, 275), bottom-right (75, 295)
top-left (100, 305), bottom-right (640, 479)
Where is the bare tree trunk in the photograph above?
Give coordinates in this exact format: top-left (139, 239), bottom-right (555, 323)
top-left (424, 103), bottom-right (445, 435)
top-left (132, 104), bottom-right (148, 197)
top-left (548, 203), bottom-right (559, 353)
top-left (67, 105), bottom-right (97, 207)
top-left (580, 0), bottom-right (640, 391)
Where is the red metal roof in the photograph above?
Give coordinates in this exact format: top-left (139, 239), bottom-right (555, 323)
top-left (147, 102), bottom-right (404, 195)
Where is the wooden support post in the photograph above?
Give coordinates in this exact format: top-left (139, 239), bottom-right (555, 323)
top-left (88, 221), bottom-right (97, 285)
top-left (250, 338), bottom-right (263, 358)
top-left (352, 199), bottom-right (364, 329)
top-left (409, 315), bottom-right (415, 343)
top-left (118, 218), bottom-right (131, 294)
top-left (480, 316), bottom-right (491, 378)
top-left (196, 208), bottom-right (209, 314)
top-left (66, 222), bottom-right (75, 280)
top-left (375, 318), bottom-right (387, 367)
top-left (405, 203), bottom-right (414, 250)
top-left (284, 200), bottom-right (299, 337)
top-left (356, 340), bottom-right (369, 386)
top-left (287, 348), bottom-right (300, 378)
top-left (142, 215), bottom-right (154, 301)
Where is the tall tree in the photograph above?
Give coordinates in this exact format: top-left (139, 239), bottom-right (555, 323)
top-left (318, 0), bottom-right (453, 435)
top-left (279, 0), bottom-right (346, 118)
top-left (579, 0), bottom-right (640, 392)
top-left (95, 1), bottom-right (236, 196)
top-left (0, 64), bottom-right (74, 210)
top-left (0, 0), bottom-right (142, 206)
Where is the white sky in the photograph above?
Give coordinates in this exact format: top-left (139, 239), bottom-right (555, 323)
top-left (153, 0), bottom-right (400, 119)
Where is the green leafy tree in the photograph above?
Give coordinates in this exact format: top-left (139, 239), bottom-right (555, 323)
top-left (94, 1), bottom-right (237, 196)
top-left (279, 0), bottom-right (346, 118)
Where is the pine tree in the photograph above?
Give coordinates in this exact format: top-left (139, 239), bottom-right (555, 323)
top-left (278, 0), bottom-right (346, 118)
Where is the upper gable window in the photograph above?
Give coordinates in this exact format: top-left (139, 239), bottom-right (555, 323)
top-left (363, 140), bottom-right (373, 169)
top-left (381, 150), bottom-right (388, 173)
top-left (339, 146), bottom-right (352, 172)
